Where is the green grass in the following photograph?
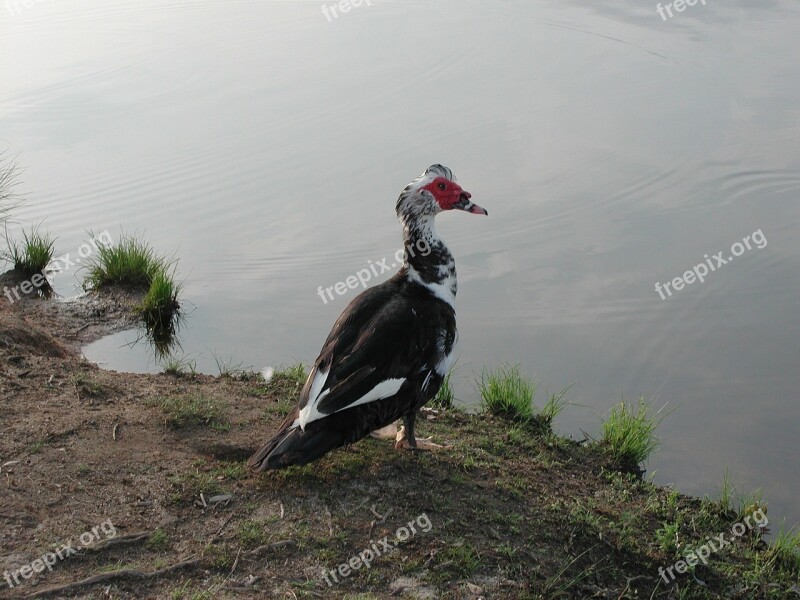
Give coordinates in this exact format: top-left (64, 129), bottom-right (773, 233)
top-left (83, 232), bottom-right (182, 344)
top-left (147, 528), bottom-right (170, 551)
top-left (140, 266), bottom-right (181, 326)
top-left (478, 364), bottom-right (536, 422)
top-left (711, 469), bottom-right (768, 520)
top-left (271, 363), bottom-right (306, 385)
top-left (162, 354), bottom-right (198, 377)
top-left (6, 225), bottom-right (55, 277)
top-left (477, 365), bottom-right (567, 431)
top-left (718, 467), bottom-right (735, 513)
top-left (149, 394), bottom-right (229, 431)
top-left (0, 153), bottom-right (20, 229)
top-left (430, 368), bottom-right (455, 409)
top-left (600, 398), bottom-right (664, 465)
top-left (435, 542), bottom-right (481, 578)
top-left (539, 386), bottom-right (570, 425)
top-left (655, 519), bottom-right (681, 556)
top-left (236, 520), bottom-right (268, 548)
top-left (766, 524), bottom-right (800, 572)
top-left (83, 232), bottom-right (166, 290)
top-left (212, 354), bottom-right (248, 378)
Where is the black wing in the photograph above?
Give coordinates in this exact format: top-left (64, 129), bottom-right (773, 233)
top-left (297, 273), bottom-right (454, 420)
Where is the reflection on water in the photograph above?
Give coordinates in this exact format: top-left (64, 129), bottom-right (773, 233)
top-left (3, 0), bottom-right (799, 528)
top-left (142, 310), bottom-right (184, 360)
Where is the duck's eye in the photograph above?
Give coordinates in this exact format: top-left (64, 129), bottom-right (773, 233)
top-left (437, 182), bottom-right (446, 191)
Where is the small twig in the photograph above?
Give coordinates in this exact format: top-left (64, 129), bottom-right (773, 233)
top-left (368, 504), bottom-right (393, 538)
top-left (75, 323), bottom-right (91, 334)
top-left (209, 545), bottom-right (242, 595)
top-left (423, 548), bottom-right (440, 568)
top-left (324, 504), bottom-right (333, 537)
top-left (370, 504), bottom-right (393, 523)
top-left (26, 557), bottom-right (200, 598)
top-left (246, 540), bottom-right (296, 557)
top-left (210, 510), bottom-right (238, 543)
top-left (279, 502), bottom-right (284, 519)
top-left (112, 423), bottom-right (119, 441)
top-left (84, 532), bottom-right (150, 553)
top-left (433, 560), bottom-right (454, 571)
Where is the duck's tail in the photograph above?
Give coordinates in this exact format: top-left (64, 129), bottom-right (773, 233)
top-left (247, 416), bottom-right (345, 471)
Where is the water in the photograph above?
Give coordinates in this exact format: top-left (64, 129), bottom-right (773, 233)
top-left (2, 1), bottom-right (799, 528)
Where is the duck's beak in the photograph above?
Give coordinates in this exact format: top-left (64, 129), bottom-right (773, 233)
top-left (454, 191), bottom-right (488, 216)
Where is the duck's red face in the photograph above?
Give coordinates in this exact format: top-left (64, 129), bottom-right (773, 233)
top-left (423, 177), bottom-right (488, 215)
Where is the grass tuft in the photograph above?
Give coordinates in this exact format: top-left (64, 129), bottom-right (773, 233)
top-left (162, 354), bottom-right (197, 377)
top-left (271, 364), bottom-right (306, 384)
top-left (83, 232), bottom-right (165, 290)
top-left (478, 364), bottom-right (535, 422)
top-left (600, 398), bottom-right (664, 465)
top-left (539, 386), bottom-right (570, 425)
top-left (478, 365), bottom-right (567, 432)
top-left (766, 525), bottom-right (800, 572)
top-left (6, 225), bottom-right (55, 277)
top-left (140, 266), bottom-right (181, 327)
top-left (84, 232), bottom-right (182, 343)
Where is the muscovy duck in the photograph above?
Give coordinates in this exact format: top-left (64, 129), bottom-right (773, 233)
top-left (248, 164), bottom-right (487, 470)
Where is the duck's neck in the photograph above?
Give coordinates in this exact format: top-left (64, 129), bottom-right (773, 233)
top-left (400, 212), bottom-right (457, 307)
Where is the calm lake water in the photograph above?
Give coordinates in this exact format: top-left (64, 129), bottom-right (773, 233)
top-left (3, 1), bottom-right (798, 528)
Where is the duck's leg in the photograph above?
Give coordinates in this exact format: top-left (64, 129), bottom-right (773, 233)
top-left (394, 411), bottom-right (448, 451)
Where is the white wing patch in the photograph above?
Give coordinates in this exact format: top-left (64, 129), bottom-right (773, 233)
top-left (295, 367), bottom-right (330, 430)
top-left (344, 378), bottom-right (405, 411)
top-left (295, 368), bottom-right (405, 431)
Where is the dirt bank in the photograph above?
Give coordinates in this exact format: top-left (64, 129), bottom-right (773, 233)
top-left (0, 289), bottom-right (796, 599)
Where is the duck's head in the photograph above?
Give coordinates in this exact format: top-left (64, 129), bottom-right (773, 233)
top-left (396, 164), bottom-right (488, 222)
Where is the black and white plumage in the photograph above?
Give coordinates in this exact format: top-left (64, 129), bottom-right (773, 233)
top-left (248, 164), bottom-right (487, 471)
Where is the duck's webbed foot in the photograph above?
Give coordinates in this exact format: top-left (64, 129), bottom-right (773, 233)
top-left (393, 412), bottom-right (449, 451)
top-left (370, 422), bottom-right (399, 440)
